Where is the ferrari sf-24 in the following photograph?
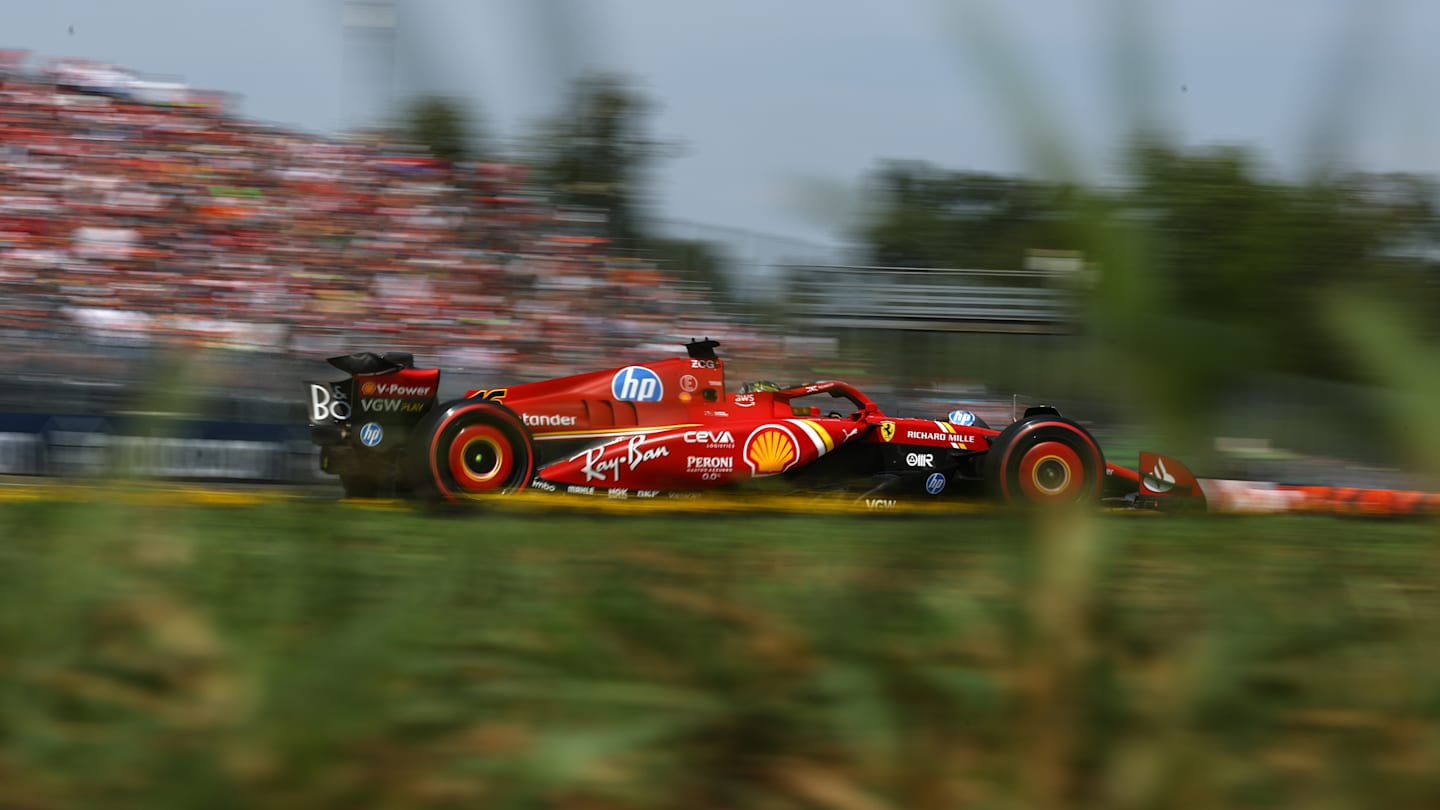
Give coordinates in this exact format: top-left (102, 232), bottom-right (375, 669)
top-left (305, 339), bottom-right (1200, 506)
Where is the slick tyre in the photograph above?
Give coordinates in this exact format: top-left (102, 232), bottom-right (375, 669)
top-left (406, 400), bottom-right (535, 500)
top-left (984, 415), bottom-right (1105, 506)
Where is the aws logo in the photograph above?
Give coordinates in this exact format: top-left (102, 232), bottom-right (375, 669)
top-left (743, 424), bottom-right (799, 476)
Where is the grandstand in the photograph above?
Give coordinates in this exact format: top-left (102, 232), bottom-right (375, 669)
top-left (0, 50), bottom-right (797, 418)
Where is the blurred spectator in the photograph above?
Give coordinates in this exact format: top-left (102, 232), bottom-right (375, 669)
top-left (0, 51), bottom-right (789, 390)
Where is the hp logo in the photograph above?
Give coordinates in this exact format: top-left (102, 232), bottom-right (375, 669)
top-left (611, 366), bottom-right (664, 402)
top-left (947, 409), bottom-right (977, 426)
top-left (925, 472), bottom-right (947, 495)
top-left (358, 422), bottom-right (384, 447)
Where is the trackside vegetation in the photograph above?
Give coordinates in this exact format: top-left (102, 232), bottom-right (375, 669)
top-left (2, 500), bottom-right (1439, 809)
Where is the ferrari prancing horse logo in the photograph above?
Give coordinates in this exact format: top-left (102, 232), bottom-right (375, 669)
top-left (879, 421), bottom-right (896, 442)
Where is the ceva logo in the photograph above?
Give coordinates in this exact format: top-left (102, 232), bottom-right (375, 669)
top-left (611, 366), bottom-right (664, 402)
top-left (683, 430), bottom-right (734, 446)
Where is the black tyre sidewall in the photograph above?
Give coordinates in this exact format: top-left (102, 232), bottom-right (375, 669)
top-left (406, 400), bottom-right (535, 500)
top-left (984, 416), bottom-right (1105, 504)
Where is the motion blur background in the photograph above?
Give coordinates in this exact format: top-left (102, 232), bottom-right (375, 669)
top-left (3, 0), bottom-right (1438, 488)
top-left (3, 0), bottom-right (1439, 486)
top-left (5, 3), bottom-right (1440, 808)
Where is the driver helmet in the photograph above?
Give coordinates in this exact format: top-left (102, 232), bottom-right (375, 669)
top-left (739, 380), bottom-right (782, 394)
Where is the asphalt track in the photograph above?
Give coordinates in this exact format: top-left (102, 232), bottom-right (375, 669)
top-left (3, 476), bottom-right (1438, 517)
top-left (0, 477), bottom-right (997, 516)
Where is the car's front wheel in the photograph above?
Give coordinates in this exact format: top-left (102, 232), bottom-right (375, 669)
top-left (983, 414), bottom-right (1105, 505)
top-left (405, 400), bottom-right (535, 500)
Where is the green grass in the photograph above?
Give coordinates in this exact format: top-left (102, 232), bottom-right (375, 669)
top-left (2, 501), bottom-right (1440, 809)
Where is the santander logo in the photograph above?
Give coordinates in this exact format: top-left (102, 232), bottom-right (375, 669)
top-left (1143, 457), bottom-right (1176, 494)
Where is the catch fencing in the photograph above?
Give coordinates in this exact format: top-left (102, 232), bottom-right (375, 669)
top-left (0, 413), bottom-right (317, 481)
top-left (784, 265), bottom-right (1083, 333)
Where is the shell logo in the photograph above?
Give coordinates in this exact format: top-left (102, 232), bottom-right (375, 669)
top-left (744, 425), bottom-right (799, 476)
top-left (360, 381), bottom-right (377, 396)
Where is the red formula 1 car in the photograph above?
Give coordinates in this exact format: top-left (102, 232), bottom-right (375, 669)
top-left (305, 339), bottom-right (1201, 507)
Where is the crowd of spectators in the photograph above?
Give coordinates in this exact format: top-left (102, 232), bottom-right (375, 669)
top-left (0, 50), bottom-right (784, 394)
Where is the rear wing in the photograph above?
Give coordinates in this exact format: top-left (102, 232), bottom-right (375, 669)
top-left (306, 352), bottom-right (440, 454)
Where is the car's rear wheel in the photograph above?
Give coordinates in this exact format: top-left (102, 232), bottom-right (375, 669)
top-left (984, 415), bottom-right (1104, 505)
top-left (406, 400), bottom-right (535, 500)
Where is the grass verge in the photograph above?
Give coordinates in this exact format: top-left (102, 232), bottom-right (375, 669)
top-left (1, 500), bottom-right (1438, 809)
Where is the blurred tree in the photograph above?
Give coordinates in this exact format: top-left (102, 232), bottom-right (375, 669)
top-left (532, 74), bottom-right (674, 244)
top-left (643, 236), bottom-right (732, 300)
top-left (1126, 143), bottom-right (1439, 377)
top-left (404, 96), bottom-right (484, 166)
top-left (854, 149), bottom-right (1439, 382)
top-left (859, 160), bottom-right (1080, 269)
